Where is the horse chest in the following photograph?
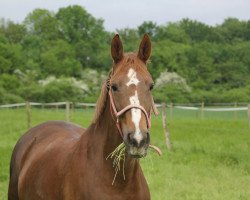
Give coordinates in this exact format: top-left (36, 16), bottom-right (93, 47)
top-left (78, 187), bottom-right (150, 200)
top-left (64, 168), bottom-right (150, 200)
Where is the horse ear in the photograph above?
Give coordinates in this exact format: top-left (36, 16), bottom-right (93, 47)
top-left (138, 34), bottom-right (151, 63)
top-left (111, 34), bottom-right (123, 64)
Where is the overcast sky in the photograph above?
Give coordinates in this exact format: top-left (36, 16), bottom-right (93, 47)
top-left (0, 0), bottom-right (250, 31)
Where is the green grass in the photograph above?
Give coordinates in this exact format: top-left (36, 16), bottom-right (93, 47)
top-left (0, 107), bottom-right (250, 200)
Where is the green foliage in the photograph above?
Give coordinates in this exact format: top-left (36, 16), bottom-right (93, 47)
top-left (0, 87), bottom-right (24, 103)
top-left (24, 9), bottom-right (59, 40)
top-left (0, 74), bottom-right (20, 91)
top-left (0, 5), bottom-right (250, 103)
top-left (156, 22), bottom-right (190, 43)
top-left (40, 40), bottom-right (82, 77)
top-left (43, 81), bottom-right (84, 102)
top-left (1, 21), bottom-right (26, 43)
top-left (17, 80), bottom-right (85, 103)
top-left (0, 42), bottom-right (23, 74)
top-left (138, 21), bottom-right (158, 39)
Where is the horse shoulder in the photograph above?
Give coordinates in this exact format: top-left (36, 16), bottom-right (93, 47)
top-left (13, 121), bottom-right (86, 199)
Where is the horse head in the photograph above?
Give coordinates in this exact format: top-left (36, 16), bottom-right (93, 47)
top-left (109, 34), bottom-right (157, 158)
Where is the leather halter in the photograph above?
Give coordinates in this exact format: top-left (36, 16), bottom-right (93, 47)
top-left (108, 89), bottom-right (151, 138)
top-left (106, 77), bottom-right (162, 156)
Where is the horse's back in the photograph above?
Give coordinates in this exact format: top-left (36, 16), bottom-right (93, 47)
top-left (8, 121), bottom-right (86, 200)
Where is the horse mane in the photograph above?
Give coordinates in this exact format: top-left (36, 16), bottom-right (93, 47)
top-left (92, 73), bottom-right (111, 124)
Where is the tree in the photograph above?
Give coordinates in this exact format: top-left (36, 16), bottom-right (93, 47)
top-left (40, 40), bottom-right (81, 77)
top-left (0, 41), bottom-right (23, 74)
top-left (156, 22), bottom-right (190, 43)
top-left (56, 5), bottom-right (106, 43)
top-left (219, 18), bottom-right (248, 42)
top-left (0, 20), bottom-right (26, 43)
top-left (179, 18), bottom-right (220, 42)
top-left (138, 21), bottom-right (158, 39)
top-left (56, 5), bottom-right (109, 69)
top-left (24, 9), bottom-right (59, 40)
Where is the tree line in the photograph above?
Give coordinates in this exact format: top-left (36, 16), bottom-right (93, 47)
top-left (0, 5), bottom-right (250, 103)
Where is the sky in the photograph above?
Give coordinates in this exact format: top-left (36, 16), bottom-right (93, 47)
top-left (0, 0), bottom-right (250, 31)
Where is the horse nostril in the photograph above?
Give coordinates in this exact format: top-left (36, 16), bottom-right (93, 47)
top-left (137, 133), bottom-right (150, 148)
top-left (131, 138), bottom-right (138, 147)
top-left (127, 132), bottom-right (150, 148)
top-left (127, 133), bottom-right (138, 147)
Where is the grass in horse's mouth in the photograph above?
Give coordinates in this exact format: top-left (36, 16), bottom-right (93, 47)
top-left (106, 143), bottom-right (162, 185)
top-left (106, 143), bottom-right (126, 185)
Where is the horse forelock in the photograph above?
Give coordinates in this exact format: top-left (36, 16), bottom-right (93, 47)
top-left (112, 53), bottom-right (150, 78)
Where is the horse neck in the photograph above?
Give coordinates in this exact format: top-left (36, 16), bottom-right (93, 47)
top-left (85, 97), bottom-right (141, 184)
top-left (92, 97), bottom-right (123, 153)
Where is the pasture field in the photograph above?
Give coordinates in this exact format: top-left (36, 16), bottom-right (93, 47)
top-left (0, 107), bottom-right (249, 200)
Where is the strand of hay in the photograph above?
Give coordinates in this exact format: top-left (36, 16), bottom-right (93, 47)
top-left (106, 143), bottom-right (162, 185)
top-left (106, 143), bottom-right (126, 185)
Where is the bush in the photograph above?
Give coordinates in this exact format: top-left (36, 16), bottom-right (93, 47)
top-left (187, 86), bottom-right (250, 103)
top-left (43, 80), bottom-right (85, 102)
top-left (153, 84), bottom-right (190, 103)
top-left (222, 87), bottom-right (250, 102)
top-left (18, 84), bottom-right (44, 102)
top-left (0, 87), bottom-right (24, 104)
top-left (0, 73), bottom-right (21, 91)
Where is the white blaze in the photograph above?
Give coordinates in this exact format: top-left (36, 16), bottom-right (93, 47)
top-left (126, 68), bottom-right (140, 86)
top-left (127, 68), bottom-right (142, 143)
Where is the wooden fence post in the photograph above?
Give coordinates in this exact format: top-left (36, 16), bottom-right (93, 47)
top-left (26, 101), bottom-right (31, 129)
top-left (71, 103), bottom-right (75, 120)
top-left (161, 103), bottom-right (172, 150)
top-left (248, 104), bottom-right (250, 129)
top-left (66, 102), bottom-right (70, 122)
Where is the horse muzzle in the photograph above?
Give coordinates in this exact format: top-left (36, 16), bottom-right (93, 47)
top-left (125, 132), bottom-right (150, 158)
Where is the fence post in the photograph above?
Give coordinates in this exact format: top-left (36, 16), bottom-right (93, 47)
top-left (201, 102), bottom-right (204, 119)
top-left (66, 102), bottom-right (70, 122)
top-left (248, 104), bottom-right (250, 129)
top-left (161, 103), bottom-right (172, 150)
top-left (26, 101), bottom-right (31, 129)
top-left (71, 103), bottom-right (75, 120)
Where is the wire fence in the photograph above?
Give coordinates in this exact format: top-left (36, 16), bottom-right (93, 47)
top-left (1, 101), bottom-right (250, 150)
top-left (1, 101), bottom-right (250, 124)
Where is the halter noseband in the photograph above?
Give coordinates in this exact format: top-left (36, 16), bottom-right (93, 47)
top-left (108, 89), bottom-right (152, 137)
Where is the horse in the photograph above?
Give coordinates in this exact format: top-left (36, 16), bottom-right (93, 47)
top-left (8, 34), bottom-right (158, 200)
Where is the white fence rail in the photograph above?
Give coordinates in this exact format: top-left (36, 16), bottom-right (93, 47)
top-left (0, 102), bottom-right (249, 112)
top-left (0, 102), bottom-right (69, 108)
top-left (75, 103), bottom-right (96, 107)
top-left (0, 103), bottom-right (26, 108)
top-left (174, 106), bottom-right (248, 112)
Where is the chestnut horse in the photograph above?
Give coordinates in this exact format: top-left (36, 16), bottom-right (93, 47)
top-left (8, 34), bottom-right (157, 200)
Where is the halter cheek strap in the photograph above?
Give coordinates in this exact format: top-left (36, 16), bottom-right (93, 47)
top-left (108, 89), bottom-right (151, 137)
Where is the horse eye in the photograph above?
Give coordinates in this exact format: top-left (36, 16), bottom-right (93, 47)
top-left (111, 84), bottom-right (118, 92)
top-left (149, 83), bottom-right (154, 91)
